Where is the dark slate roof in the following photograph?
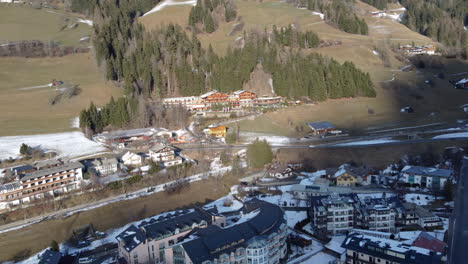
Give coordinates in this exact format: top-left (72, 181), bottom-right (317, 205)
top-left (402, 166), bottom-right (451, 178)
top-left (182, 199), bottom-right (286, 264)
top-left (142, 208), bottom-right (212, 240)
top-left (39, 249), bottom-right (62, 264)
top-left (116, 225), bottom-right (146, 252)
top-left (10, 164), bottom-right (35, 175)
top-left (341, 233), bottom-right (443, 264)
top-left (307, 121), bottom-right (335, 130)
top-left (20, 162), bottom-right (84, 181)
top-left (360, 196), bottom-right (405, 215)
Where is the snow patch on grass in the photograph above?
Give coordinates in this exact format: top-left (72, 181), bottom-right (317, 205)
top-left (143, 0), bottom-right (197, 16)
top-left (0, 131), bottom-right (108, 159)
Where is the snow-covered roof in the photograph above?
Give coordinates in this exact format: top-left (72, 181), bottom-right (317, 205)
top-left (325, 235), bottom-right (347, 254)
top-left (456, 78), bottom-right (468, 85)
top-left (200, 90), bottom-right (219, 98)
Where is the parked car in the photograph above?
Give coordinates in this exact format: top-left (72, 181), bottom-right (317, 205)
top-left (400, 107), bottom-right (414, 113)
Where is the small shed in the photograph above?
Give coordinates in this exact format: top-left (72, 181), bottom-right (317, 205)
top-left (307, 121), bottom-right (336, 135)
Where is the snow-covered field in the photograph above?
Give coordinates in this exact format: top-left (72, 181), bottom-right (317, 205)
top-left (143, 0), bottom-right (197, 16)
top-left (404, 193), bottom-right (435, 206)
top-left (301, 252), bottom-right (336, 264)
top-left (0, 131), bottom-right (108, 159)
top-left (240, 132), bottom-right (296, 145)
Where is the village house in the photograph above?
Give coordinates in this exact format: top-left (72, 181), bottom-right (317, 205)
top-left (356, 196), bottom-right (405, 233)
top-left (341, 232), bottom-right (443, 264)
top-left (149, 144), bottom-right (183, 167)
top-left (121, 151), bottom-right (143, 167)
top-left (399, 44), bottom-right (436, 55)
top-left (91, 157), bottom-right (119, 176)
top-left (204, 124), bottom-right (228, 138)
top-left (335, 170), bottom-right (359, 187)
top-left (266, 163), bottom-right (295, 179)
top-left (0, 161), bottom-right (84, 209)
top-left (307, 121), bottom-right (336, 135)
top-left (400, 166), bottom-right (451, 190)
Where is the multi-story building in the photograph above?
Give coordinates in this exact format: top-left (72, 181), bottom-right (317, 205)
top-left (117, 207), bottom-right (225, 264)
top-left (0, 161), bottom-right (84, 208)
top-left (253, 96), bottom-right (282, 107)
top-left (341, 232), bottom-right (443, 264)
top-left (402, 203), bottom-right (443, 228)
top-left (310, 194), bottom-right (406, 238)
top-left (149, 144), bottom-right (182, 167)
top-left (356, 196), bottom-right (405, 233)
top-left (173, 200), bottom-right (287, 264)
top-left (200, 90), bottom-right (229, 104)
top-left (336, 170), bottom-right (359, 187)
top-left (91, 157), bottom-right (119, 176)
top-left (117, 200), bottom-right (288, 264)
top-left (310, 193), bottom-right (356, 238)
top-left (400, 166), bottom-right (451, 190)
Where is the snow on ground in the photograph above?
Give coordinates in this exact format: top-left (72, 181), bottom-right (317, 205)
top-left (0, 131), bottom-right (108, 160)
top-left (303, 223), bottom-right (314, 234)
top-left (334, 138), bottom-right (399, 146)
top-left (301, 252), bottom-right (336, 264)
top-left (311, 11), bottom-right (324, 20)
top-left (404, 193), bottom-right (435, 206)
top-left (288, 232), bottom-right (324, 264)
top-left (240, 132), bottom-right (296, 145)
top-left (373, 50), bottom-right (380, 56)
top-left (203, 195), bottom-right (243, 213)
top-left (143, 0), bottom-right (197, 16)
top-left (284, 211), bottom-right (307, 228)
top-left (357, 192), bottom-right (394, 201)
top-left (299, 170), bottom-right (326, 184)
top-left (433, 132), bottom-right (468, 139)
top-left (77, 19), bottom-right (93, 26)
top-left (17, 83), bottom-right (52, 90)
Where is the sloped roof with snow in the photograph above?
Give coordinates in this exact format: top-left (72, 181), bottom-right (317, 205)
top-left (307, 121), bottom-right (335, 130)
top-left (341, 233), bottom-right (443, 263)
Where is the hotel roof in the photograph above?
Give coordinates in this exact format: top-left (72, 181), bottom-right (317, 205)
top-left (20, 162), bottom-right (84, 181)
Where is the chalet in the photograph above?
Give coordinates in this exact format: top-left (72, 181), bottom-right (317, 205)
top-left (200, 90), bottom-right (229, 104)
top-left (148, 144), bottom-right (182, 167)
top-left (307, 121), bottom-right (336, 135)
top-left (403, 203), bottom-right (443, 228)
top-left (91, 158), bottom-right (119, 176)
top-left (121, 151), bottom-right (143, 167)
top-left (233, 90), bottom-right (256, 100)
top-left (336, 170), bottom-right (359, 187)
top-left (267, 163), bottom-right (294, 179)
top-left (204, 124), bottom-right (228, 138)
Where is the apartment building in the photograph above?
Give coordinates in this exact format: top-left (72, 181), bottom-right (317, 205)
top-left (310, 194), bottom-right (407, 239)
top-left (117, 200), bottom-right (288, 264)
top-left (341, 232), bottom-right (443, 264)
top-left (356, 196), bottom-right (405, 233)
top-left (117, 207), bottom-right (225, 264)
top-left (310, 193), bottom-right (356, 238)
top-left (0, 161), bottom-right (84, 208)
top-left (400, 166), bottom-right (451, 190)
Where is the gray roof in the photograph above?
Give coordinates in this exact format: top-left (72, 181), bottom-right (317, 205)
top-left (0, 182), bottom-right (21, 193)
top-left (150, 144), bottom-right (174, 153)
top-left (182, 199), bottom-right (286, 264)
top-left (34, 159), bottom-right (62, 169)
top-left (96, 127), bottom-right (165, 140)
top-left (38, 249), bottom-right (61, 264)
top-left (307, 121), bottom-right (335, 130)
top-left (402, 166), bottom-right (451, 178)
top-left (9, 164), bottom-right (35, 175)
top-left (116, 208), bottom-right (213, 253)
top-left (20, 162), bottom-right (84, 181)
top-left (92, 158), bottom-right (118, 166)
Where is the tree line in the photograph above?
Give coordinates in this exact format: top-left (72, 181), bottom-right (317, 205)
top-left (288, 0), bottom-right (368, 35)
top-left (273, 25), bottom-right (320, 48)
top-left (188, 0), bottom-right (237, 33)
top-left (74, 0), bottom-right (375, 133)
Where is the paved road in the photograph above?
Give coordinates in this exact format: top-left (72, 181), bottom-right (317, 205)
top-left (448, 158), bottom-right (468, 264)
